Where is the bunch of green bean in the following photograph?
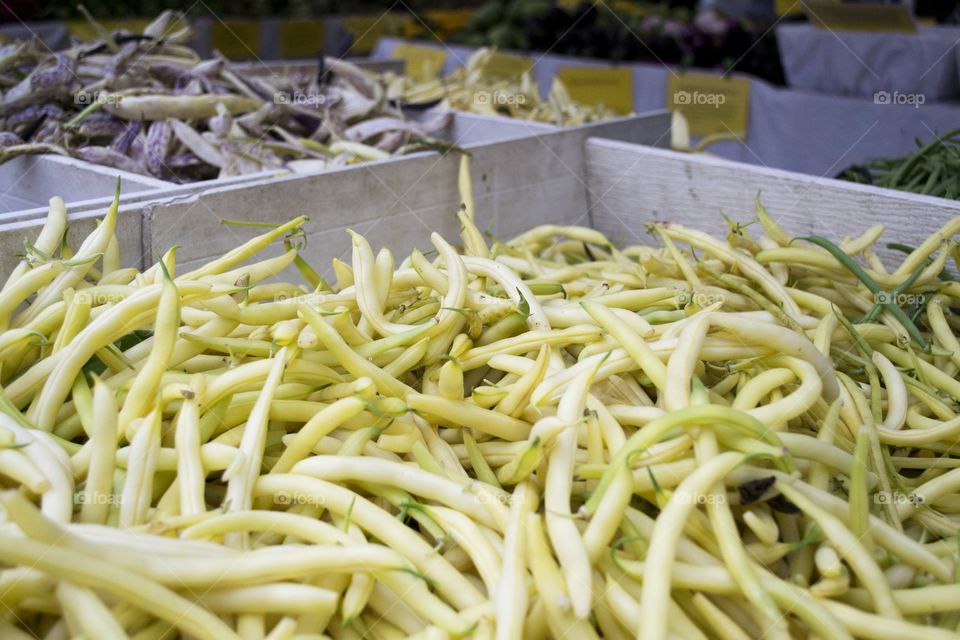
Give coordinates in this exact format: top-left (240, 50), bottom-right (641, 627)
top-left (841, 128), bottom-right (960, 199)
top-left (2, 168), bottom-right (960, 640)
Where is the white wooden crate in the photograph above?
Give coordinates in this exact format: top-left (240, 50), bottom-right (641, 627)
top-left (585, 137), bottom-right (960, 259)
top-left (138, 111), bottom-right (672, 275)
top-left (0, 155), bottom-right (166, 220)
top-left (0, 110), bottom-right (553, 229)
top-left (0, 169), bottom-right (281, 227)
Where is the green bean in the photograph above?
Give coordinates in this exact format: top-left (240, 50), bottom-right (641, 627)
top-left (180, 217), bottom-right (308, 280)
top-left (690, 592), bottom-right (752, 640)
top-left (586, 404), bottom-right (782, 515)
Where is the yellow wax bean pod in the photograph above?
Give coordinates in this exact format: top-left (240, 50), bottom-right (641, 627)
top-left (117, 266), bottom-right (181, 435)
top-left (406, 393), bottom-right (530, 441)
top-left (2, 196), bottom-right (66, 292)
top-left (299, 303), bottom-right (415, 398)
top-left (15, 186), bottom-right (119, 328)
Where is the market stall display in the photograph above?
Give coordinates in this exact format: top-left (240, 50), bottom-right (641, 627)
top-left (2, 162), bottom-right (960, 637)
top-left (0, 12), bottom-right (454, 182)
top-left (2, 3), bottom-right (960, 638)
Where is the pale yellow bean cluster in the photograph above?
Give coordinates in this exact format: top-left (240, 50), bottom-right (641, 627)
top-left (2, 171), bottom-right (960, 640)
top-left (385, 48), bottom-right (620, 126)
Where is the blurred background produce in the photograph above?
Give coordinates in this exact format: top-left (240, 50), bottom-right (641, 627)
top-left (387, 47), bottom-right (622, 125)
top-left (454, 0), bottom-right (785, 84)
top-left (0, 12), bottom-right (452, 182)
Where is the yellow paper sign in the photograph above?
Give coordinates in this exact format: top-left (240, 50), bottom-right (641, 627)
top-left (393, 44), bottom-right (447, 82)
top-left (343, 13), bottom-right (412, 55)
top-left (804, 2), bottom-right (917, 33)
top-left (280, 20), bottom-right (325, 59)
top-left (212, 20), bottom-right (261, 60)
top-left (557, 67), bottom-right (633, 115)
top-left (68, 19), bottom-right (150, 41)
top-left (666, 73), bottom-right (751, 138)
top-left (484, 52), bottom-right (534, 82)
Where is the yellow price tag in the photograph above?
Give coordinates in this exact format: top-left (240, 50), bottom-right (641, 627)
top-left (393, 44), bottom-right (447, 82)
top-left (343, 13), bottom-right (412, 55)
top-left (212, 20), bottom-right (261, 60)
top-left (279, 20), bottom-right (325, 59)
top-left (804, 2), bottom-right (916, 33)
top-left (557, 66), bottom-right (633, 115)
top-left (68, 19), bottom-right (150, 41)
top-left (484, 52), bottom-right (534, 82)
top-left (666, 73), bottom-right (751, 138)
